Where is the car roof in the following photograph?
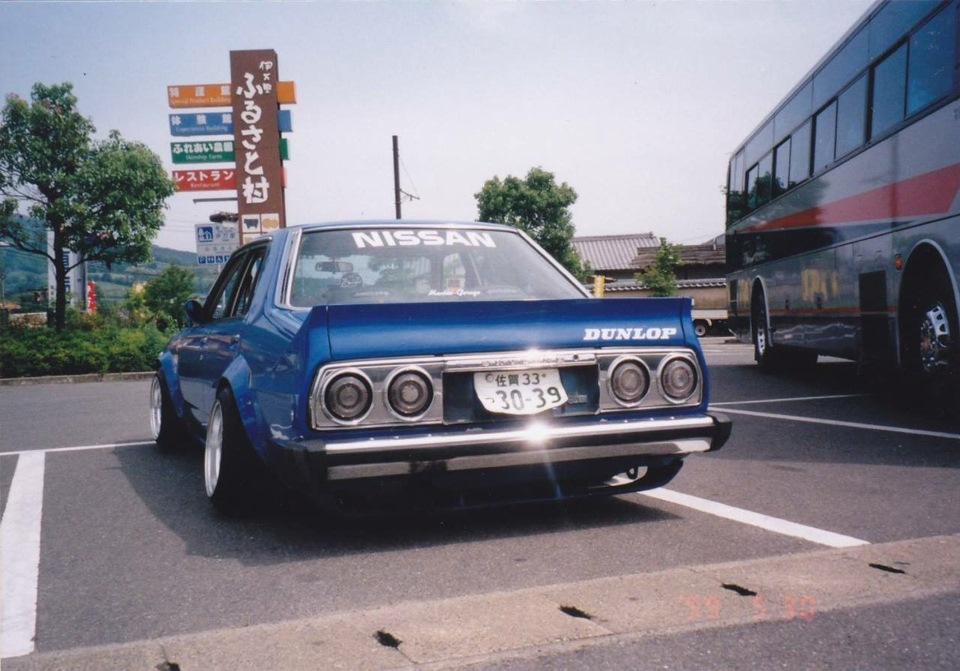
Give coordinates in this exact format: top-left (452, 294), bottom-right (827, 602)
top-left (233, 220), bottom-right (522, 255)
top-left (290, 220), bottom-right (516, 233)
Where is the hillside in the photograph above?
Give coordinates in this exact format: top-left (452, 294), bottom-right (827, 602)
top-left (86, 247), bottom-right (222, 304)
top-left (1, 240), bottom-right (221, 308)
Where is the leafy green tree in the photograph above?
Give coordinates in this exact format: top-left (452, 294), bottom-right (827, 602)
top-left (0, 83), bottom-right (175, 331)
top-left (475, 166), bottom-right (589, 280)
top-left (144, 264), bottom-right (196, 331)
top-left (636, 238), bottom-right (683, 297)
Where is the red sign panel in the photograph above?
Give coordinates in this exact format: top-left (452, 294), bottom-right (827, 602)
top-left (172, 169), bottom-right (237, 192)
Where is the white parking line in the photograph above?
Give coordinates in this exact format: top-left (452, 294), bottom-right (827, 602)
top-left (1, 452), bottom-right (45, 658)
top-left (717, 407), bottom-right (960, 441)
top-left (713, 393), bottom-right (869, 405)
top-left (2, 440), bottom-right (154, 458)
top-left (640, 488), bottom-right (869, 548)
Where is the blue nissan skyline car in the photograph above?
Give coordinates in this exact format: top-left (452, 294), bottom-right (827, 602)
top-left (150, 221), bottom-right (731, 515)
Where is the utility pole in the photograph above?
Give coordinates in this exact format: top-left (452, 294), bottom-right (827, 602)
top-left (393, 135), bottom-right (402, 220)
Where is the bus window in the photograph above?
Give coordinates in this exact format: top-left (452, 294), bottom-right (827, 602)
top-left (907, 7), bottom-right (956, 116)
top-left (745, 164), bottom-right (759, 211)
top-left (775, 82), bottom-right (812, 140)
top-left (871, 43), bottom-right (907, 138)
top-left (868, 0), bottom-right (939, 60)
top-left (813, 101), bottom-right (837, 172)
top-left (757, 153), bottom-right (773, 207)
top-left (813, 28), bottom-right (868, 109)
top-left (836, 74), bottom-right (867, 158)
top-left (788, 120), bottom-right (811, 187)
top-left (773, 139), bottom-right (790, 198)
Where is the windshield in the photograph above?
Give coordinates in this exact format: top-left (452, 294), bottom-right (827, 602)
top-left (289, 227), bottom-right (586, 306)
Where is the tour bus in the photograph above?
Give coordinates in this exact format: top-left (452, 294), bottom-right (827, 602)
top-left (725, 0), bottom-right (960, 401)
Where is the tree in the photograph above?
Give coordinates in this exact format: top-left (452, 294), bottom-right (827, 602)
top-left (143, 264), bottom-right (196, 331)
top-left (0, 83), bottom-right (175, 331)
top-left (636, 238), bottom-right (683, 297)
top-left (475, 166), bottom-right (589, 279)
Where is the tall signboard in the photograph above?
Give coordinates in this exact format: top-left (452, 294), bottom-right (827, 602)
top-left (167, 50), bottom-right (295, 252)
top-left (230, 49), bottom-right (285, 243)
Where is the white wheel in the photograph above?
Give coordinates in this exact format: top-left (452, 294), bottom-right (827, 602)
top-left (151, 372), bottom-right (188, 449)
top-left (203, 387), bottom-right (260, 515)
top-left (149, 375), bottom-right (163, 440)
top-left (204, 399), bottom-right (224, 498)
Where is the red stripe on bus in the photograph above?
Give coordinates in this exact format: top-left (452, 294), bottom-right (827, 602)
top-left (769, 307), bottom-right (899, 316)
top-left (745, 163), bottom-right (960, 232)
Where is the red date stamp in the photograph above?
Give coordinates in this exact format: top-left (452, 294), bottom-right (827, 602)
top-left (681, 594), bottom-right (817, 622)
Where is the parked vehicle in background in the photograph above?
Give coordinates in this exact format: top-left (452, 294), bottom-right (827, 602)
top-left (150, 221), bottom-right (730, 516)
top-left (692, 308), bottom-right (729, 338)
top-left (725, 0), bottom-right (960, 406)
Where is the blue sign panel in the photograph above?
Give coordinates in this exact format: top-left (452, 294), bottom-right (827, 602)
top-left (169, 109), bottom-right (292, 137)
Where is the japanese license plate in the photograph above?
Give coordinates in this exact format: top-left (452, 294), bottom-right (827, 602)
top-left (473, 369), bottom-right (568, 415)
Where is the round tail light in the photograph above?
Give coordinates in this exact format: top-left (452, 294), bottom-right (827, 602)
top-left (660, 358), bottom-right (698, 402)
top-left (387, 369), bottom-right (434, 418)
top-left (609, 358), bottom-right (650, 406)
top-left (324, 372), bottom-right (372, 422)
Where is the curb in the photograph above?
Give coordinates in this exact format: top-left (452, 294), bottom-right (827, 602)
top-left (0, 371), bottom-right (154, 387)
top-left (4, 534), bottom-right (959, 670)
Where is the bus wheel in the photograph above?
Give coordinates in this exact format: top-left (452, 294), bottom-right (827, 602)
top-left (903, 266), bottom-right (959, 407)
top-left (752, 290), bottom-right (776, 372)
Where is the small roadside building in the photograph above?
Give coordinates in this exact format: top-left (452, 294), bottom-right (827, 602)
top-left (573, 233), bottom-right (729, 331)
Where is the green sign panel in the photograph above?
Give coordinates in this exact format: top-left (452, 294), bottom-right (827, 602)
top-left (171, 140), bottom-right (234, 164)
top-left (171, 139), bottom-right (289, 164)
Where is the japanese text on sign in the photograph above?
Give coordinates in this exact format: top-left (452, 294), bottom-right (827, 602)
top-left (230, 49), bottom-right (285, 238)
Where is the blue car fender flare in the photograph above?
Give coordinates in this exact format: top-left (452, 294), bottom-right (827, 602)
top-left (218, 357), bottom-right (268, 460)
top-left (156, 352), bottom-right (187, 424)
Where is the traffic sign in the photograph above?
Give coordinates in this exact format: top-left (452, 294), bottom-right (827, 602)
top-left (169, 109), bottom-right (292, 137)
top-left (195, 222), bottom-right (240, 264)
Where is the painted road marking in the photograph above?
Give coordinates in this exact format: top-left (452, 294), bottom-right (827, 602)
top-left (640, 488), bottom-right (869, 548)
top-left (2, 440), bottom-right (155, 458)
top-left (1, 452), bottom-right (46, 658)
top-left (712, 394), bottom-right (869, 405)
top-left (717, 407), bottom-right (960, 441)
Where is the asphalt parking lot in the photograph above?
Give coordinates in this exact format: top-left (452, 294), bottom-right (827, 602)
top-left (2, 338), bottom-right (959, 670)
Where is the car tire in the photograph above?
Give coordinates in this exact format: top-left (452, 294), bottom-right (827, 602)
top-left (204, 387), bottom-right (261, 516)
top-left (150, 373), bottom-right (189, 451)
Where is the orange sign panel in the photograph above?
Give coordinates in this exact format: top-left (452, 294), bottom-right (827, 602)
top-left (167, 84), bottom-right (233, 109)
top-left (168, 81), bottom-right (296, 108)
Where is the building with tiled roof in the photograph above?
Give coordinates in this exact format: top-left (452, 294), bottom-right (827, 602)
top-left (572, 233), bottom-right (659, 280)
top-left (573, 233), bottom-right (727, 313)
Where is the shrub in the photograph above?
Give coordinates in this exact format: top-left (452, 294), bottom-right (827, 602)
top-left (0, 312), bottom-right (173, 378)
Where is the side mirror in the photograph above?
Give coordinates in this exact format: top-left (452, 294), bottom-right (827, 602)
top-left (184, 298), bottom-right (205, 326)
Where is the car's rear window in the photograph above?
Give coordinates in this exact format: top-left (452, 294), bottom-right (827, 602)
top-left (289, 228), bottom-right (585, 306)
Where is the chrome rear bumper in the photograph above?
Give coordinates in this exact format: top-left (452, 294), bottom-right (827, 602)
top-left (281, 413), bottom-right (731, 482)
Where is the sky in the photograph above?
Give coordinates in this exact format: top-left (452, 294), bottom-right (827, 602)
top-left (2, 0), bottom-right (875, 253)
